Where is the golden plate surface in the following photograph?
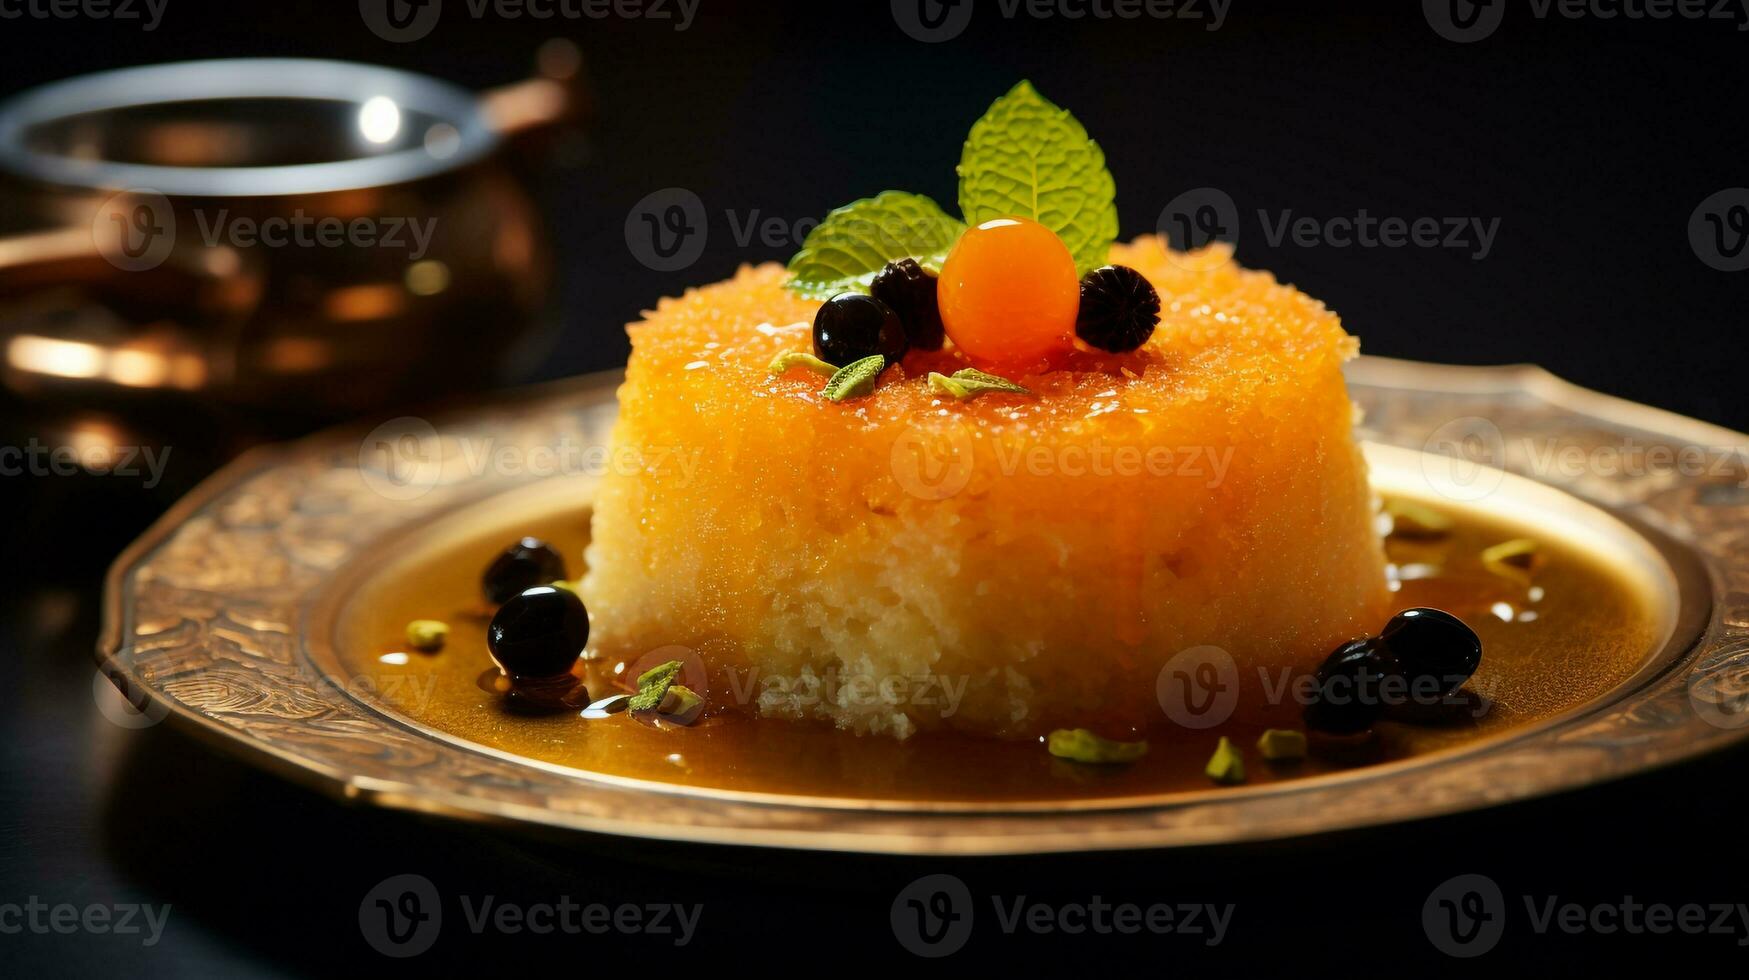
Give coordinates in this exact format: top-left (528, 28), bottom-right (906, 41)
top-left (97, 358), bottom-right (1749, 853)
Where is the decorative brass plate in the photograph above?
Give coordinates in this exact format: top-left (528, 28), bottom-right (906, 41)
top-left (97, 360), bottom-right (1749, 854)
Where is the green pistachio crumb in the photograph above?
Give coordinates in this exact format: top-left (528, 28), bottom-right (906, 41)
top-left (768, 350), bottom-right (840, 377)
top-left (1481, 537), bottom-right (1542, 584)
top-left (1205, 736), bottom-right (1246, 785)
top-left (1256, 728), bottom-right (1307, 761)
top-left (1384, 498), bottom-right (1454, 538)
top-left (404, 619), bottom-right (449, 652)
top-left (658, 684), bottom-right (703, 717)
top-left (1047, 728), bottom-right (1148, 764)
top-left (928, 367), bottom-right (1031, 400)
top-left (629, 660), bottom-right (685, 712)
top-left (822, 355), bottom-right (887, 402)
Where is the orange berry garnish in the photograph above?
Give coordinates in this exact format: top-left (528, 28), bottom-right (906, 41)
top-left (937, 216), bottom-right (1080, 370)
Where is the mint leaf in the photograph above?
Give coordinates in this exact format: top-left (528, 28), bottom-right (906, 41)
top-left (822, 355), bottom-right (886, 402)
top-left (786, 192), bottom-right (965, 299)
top-left (957, 81), bottom-right (1118, 274)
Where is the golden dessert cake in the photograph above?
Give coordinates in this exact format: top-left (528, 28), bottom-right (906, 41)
top-left (582, 83), bottom-right (1389, 738)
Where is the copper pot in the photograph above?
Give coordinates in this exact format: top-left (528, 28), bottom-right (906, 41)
top-left (0, 55), bottom-right (582, 425)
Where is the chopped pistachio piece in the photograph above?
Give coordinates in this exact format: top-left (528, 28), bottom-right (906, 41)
top-left (404, 619), bottom-right (449, 652)
top-left (630, 659), bottom-right (685, 712)
top-left (1481, 537), bottom-right (1542, 584)
top-left (657, 684), bottom-right (705, 725)
top-left (768, 350), bottom-right (839, 377)
top-left (822, 354), bottom-right (887, 402)
top-left (1047, 728), bottom-right (1148, 764)
top-left (1256, 728), bottom-right (1308, 761)
top-left (927, 372), bottom-right (971, 399)
top-left (1384, 498), bottom-right (1454, 539)
top-left (929, 367), bottom-right (1031, 400)
top-left (1204, 736), bottom-right (1246, 785)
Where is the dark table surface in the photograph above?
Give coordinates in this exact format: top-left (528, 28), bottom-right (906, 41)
top-left (3, 1), bottom-right (1748, 974)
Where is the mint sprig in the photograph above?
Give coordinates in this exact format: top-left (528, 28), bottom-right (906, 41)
top-left (958, 81), bottom-right (1118, 275)
top-left (784, 82), bottom-right (1119, 295)
top-left (785, 192), bottom-right (965, 299)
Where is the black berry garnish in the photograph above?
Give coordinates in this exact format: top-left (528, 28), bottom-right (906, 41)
top-left (482, 537), bottom-right (568, 605)
top-left (1075, 265), bottom-right (1160, 353)
top-left (1303, 637), bottom-right (1400, 735)
top-left (487, 585), bottom-right (588, 680)
top-left (869, 259), bottom-right (945, 351)
top-left (1379, 607), bottom-right (1482, 699)
top-left (813, 293), bottom-right (908, 366)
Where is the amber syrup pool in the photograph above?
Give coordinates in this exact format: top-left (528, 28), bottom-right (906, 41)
top-left (335, 497), bottom-right (1658, 804)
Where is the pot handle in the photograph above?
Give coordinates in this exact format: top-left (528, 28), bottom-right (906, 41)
top-left (478, 40), bottom-right (592, 142)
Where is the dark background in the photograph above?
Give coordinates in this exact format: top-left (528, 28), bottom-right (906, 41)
top-left (2, 0), bottom-right (1746, 974)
